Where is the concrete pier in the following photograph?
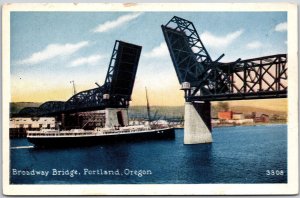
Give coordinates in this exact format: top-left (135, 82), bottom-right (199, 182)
top-left (105, 108), bottom-right (129, 128)
top-left (184, 102), bottom-right (212, 144)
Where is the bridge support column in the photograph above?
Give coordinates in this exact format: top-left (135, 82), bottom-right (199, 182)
top-left (184, 102), bottom-right (212, 144)
top-left (105, 108), bottom-right (129, 128)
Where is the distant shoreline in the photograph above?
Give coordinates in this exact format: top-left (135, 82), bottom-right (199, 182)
top-left (212, 121), bottom-right (287, 128)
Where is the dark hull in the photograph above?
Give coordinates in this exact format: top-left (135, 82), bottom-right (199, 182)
top-left (27, 128), bottom-right (175, 148)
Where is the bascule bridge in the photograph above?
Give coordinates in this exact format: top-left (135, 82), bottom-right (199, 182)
top-left (18, 40), bottom-right (142, 129)
top-left (16, 17), bottom-right (288, 144)
top-left (162, 16), bottom-right (287, 144)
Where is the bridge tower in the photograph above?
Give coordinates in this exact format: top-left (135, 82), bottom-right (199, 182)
top-left (101, 40), bottom-right (141, 128)
top-left (162, 16), bottom-right (287, 144)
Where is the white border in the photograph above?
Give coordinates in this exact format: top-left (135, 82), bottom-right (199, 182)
top-left (2, 3), bottom-right (298, 195)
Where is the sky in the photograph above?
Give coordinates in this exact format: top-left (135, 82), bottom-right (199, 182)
top-left (10, 11), bottom-right (287, 109)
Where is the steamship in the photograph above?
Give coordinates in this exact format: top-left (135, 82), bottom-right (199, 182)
top-left (26, 125), bottom-right (175, 148)
top-left (26, 88), bottom-right (175, 148)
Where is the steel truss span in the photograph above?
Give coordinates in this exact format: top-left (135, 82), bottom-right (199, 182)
top-left (18, 40), bottom-right (142, 117)
top-left (162, 16), bottom-right (287, 102)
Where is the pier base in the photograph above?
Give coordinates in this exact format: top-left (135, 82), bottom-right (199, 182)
top-left (184, 102), bottom-right (212, 144)
top-left (105, 108), bottom-right (129, 128)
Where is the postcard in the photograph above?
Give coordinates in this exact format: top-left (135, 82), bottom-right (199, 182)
top-left (2, 3), bottom-right (298, 195)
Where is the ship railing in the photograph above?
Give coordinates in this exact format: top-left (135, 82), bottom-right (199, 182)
top-left (27, 130), bottom-right (97, 137)
top-left (101, 126), bottom-right (152, 134)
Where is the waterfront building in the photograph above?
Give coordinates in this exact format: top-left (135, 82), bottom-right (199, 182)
top-left (10, 117), bottom-right (55, 129)
top-left (232, 113), bottom-right (245, 120)
top-left (254, 113), bottom-right (270, 123)
top-left (9, 117), bottom-right (55, 138)
top-left (218, 111), bottom-right (233, 120)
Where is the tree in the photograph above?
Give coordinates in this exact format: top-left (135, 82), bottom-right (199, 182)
top-left (218, 102), bottom-right (229, 111)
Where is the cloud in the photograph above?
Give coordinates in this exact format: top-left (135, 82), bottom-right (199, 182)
top-left (69, 54), bottom-right (104, 67)
top-left (246, 41), bottom-right (262, 49)
top-left (144, 42), bottom-right (169, 58)
top-left (19, 41), bottom-right (89, 65)
top-left (275, 22), bottom-right (287, 32)
top-left (93, 12), bottom-right (142, 33)
top-left (200, 29), bottom-right (244, 48)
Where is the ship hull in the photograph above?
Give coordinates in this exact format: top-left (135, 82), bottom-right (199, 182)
top-left (27, 128), bottom-right (175, 148)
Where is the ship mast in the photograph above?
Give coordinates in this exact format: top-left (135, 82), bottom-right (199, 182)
top-left (70, 80), bottom-right (77, 95)
top-left (145, 87), bottom-right (151, 122)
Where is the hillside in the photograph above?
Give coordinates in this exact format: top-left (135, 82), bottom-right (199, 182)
top-left (10, 102), bottom-right (286, 119)
top-left (10, 102), bottom-right (41, 114)
top-left (129, 105), bottom-right (286, 120)
top-left (128, 106), bottom-right (184, 120)
top-left (230, 106), bottom-right (286, 115)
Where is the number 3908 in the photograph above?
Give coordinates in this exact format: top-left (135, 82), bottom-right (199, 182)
top-left (266, 170), bottom-right (284, 176)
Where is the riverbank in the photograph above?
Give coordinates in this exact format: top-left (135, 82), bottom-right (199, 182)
top-left (212, 121), bottom-right (287, 128)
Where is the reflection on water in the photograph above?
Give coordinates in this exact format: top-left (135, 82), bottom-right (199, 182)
top-left (10, 124), bottom-right (287, 184)
top-left (10, 146), bottom-right (35, 149)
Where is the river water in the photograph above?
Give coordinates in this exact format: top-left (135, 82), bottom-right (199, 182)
top-left (10, 124), bottom-right (287, 184)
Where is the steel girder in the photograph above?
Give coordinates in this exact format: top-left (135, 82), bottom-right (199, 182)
top-left (17, 40), bottom-right (142, 117)
top-left (161, 16), bottom-right (213, 87)
top-left (162, 16), bottom-right (288, 101)
top-left (17, 102), bottom-right (65, 117)
top-left (104, 40), bottom-right (142, 106)
top-left (64, 87), bottom-right (106, 113)
top-left (18, 107), bottom-right (41, 117)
